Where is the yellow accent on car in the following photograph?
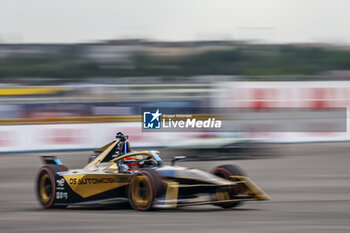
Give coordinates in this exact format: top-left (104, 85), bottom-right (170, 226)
top-left (63, 174), bottom-right (128, 198)
top-left (230, 176), bottom-right (271, 200)
top-left (110, 151), bottom-right (160, 163)
top-left (165, 181), bottom-right (179, 208)
top-left (39, 173), bottom-right (51, 202)
top-left (216, 190), bottom-right (230, 201)
top-left (131, 176), bottom-right (150, 206)
top-left (84, 140), bottom-right (120, 169)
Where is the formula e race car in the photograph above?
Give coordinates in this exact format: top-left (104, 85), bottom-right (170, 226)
top-left (36, 132), bottom-right (269, 211)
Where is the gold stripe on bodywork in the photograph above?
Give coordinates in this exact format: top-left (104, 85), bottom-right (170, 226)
top-left (216, 190), bottom-right (230, 201)
top-left (94, 141), bottom-right (115, 153)
top-left (84, 139), bottom-right (119, 170)
top-left (109, 151), bottom-right (161, 163)
top-left (230, 176), bottom-right (271, 200)
top-left (63, 174), bottom-right (129, 198)
top-left (165, 181), bottom-right (179, 208)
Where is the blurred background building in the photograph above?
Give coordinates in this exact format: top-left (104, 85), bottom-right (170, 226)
top-left (0, 39), bottom-right (350, 153)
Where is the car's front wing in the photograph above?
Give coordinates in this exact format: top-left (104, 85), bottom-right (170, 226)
top-left (154, 176), bottom-right (270, 208)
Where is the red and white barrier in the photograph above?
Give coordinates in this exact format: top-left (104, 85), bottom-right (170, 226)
top-left (217, 81), bottom-right (350, 142)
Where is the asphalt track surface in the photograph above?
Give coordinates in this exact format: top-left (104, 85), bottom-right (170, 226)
top-left (0, 143), bottom-right (350, 233)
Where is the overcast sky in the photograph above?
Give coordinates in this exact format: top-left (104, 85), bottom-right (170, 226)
top-left (0, 0), bottom-right (349, 44)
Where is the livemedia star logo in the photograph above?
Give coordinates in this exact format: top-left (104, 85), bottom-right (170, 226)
top-left (143, 109), bottom-right (222, 130)
top-left (143, 109), bottom-right (162, 129)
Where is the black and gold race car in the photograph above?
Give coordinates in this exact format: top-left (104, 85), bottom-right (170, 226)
top-left (36, 132), bottom-right (269, 211)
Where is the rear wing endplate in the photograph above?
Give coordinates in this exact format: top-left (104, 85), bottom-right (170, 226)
top-left (40, 156), bottom-right (68, 171)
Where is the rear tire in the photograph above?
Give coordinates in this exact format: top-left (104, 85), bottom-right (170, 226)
top-left (128, 169), bottom-right (165, 211)
top-left (36, 165), bottom-right (67, 209)
top-left (212, 164), bottom-right (247, 209)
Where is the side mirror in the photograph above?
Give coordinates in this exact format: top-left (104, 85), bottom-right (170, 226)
top-left (171, 156), bottom-right (186, 166)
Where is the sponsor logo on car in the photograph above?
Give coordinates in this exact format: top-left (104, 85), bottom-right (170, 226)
top-left (69, 177), bottom-right (119, 185)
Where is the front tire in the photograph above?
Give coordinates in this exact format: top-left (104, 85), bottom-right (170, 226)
top-left (212, 164), bottom-right (247, 208)
top-left (128, 169), bottom-right (164, 211)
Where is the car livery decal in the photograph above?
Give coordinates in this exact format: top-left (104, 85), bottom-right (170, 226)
top-left (63, 174), bottom-right (129, 198)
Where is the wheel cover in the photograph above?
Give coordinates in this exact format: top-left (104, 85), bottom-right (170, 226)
top-left (131, 175), bottom-right (150, 208)
top-left (39, 173), bottom-right (52, 203)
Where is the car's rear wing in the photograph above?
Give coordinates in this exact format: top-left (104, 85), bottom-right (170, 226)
top-left (40, 156), bottom-right (68, 171)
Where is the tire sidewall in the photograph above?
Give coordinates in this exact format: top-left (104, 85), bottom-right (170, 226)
top-left (128, 171), bottom-right (155, 211)
top-left (36, 166), bottom-right (56, 208)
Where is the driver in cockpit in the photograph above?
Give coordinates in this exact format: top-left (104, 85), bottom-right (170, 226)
top-left (113, 132), bottom-right (133, 173)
